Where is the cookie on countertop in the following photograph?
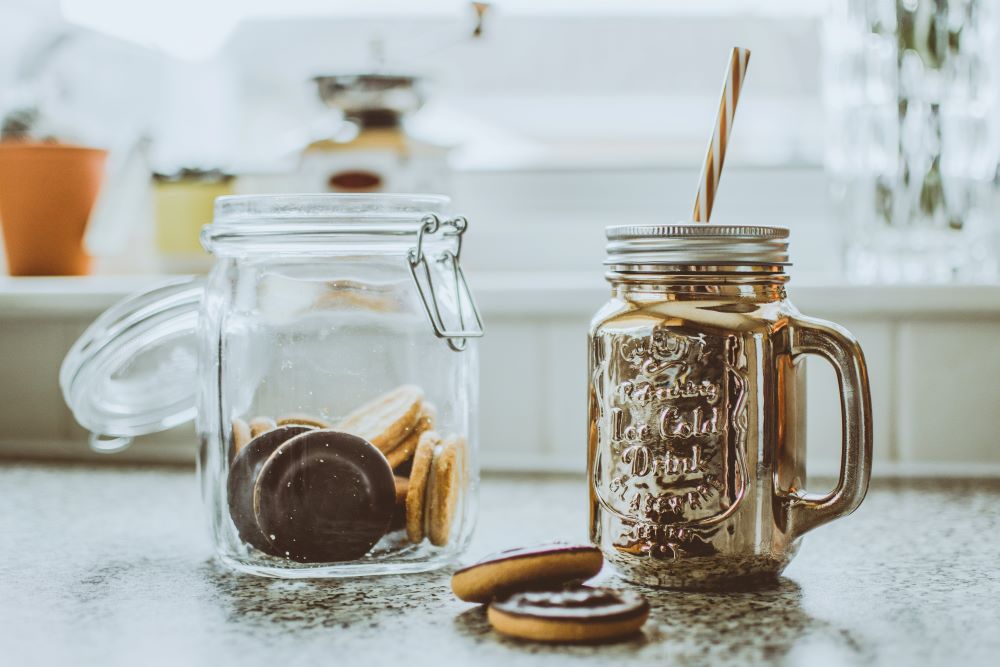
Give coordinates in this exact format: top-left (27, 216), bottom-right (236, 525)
top-left (451, 544), bottom-right (604, 603)
top-left (487, 586), bottom-right (649, 644)
top-left (405, 430), bottom-right (440, 544)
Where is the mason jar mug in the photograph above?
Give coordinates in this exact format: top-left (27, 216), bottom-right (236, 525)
top-left (62, 194), bottom-right (483, 577)
top-left (588, 224), bottom-right (873, 589)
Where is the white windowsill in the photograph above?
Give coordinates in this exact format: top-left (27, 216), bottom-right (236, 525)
top-left (3, 273), bottom-right (1000, 319)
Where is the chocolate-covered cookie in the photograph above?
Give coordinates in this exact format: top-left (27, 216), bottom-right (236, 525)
top-left (487, 586), bottom-right (649, 644)
top-left (389, 476), bottom-right (409, 531)
top-left (227, 424), bottom-right (315, 554)
top-left (452, 544), bottom-right (603, 603)
top-left (254, 430), bottom-right (395, 562)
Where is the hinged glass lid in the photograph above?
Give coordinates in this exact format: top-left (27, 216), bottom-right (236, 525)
top-left (203, 193), bottom-right (452, 250)
top-left (60, 277), bottom-right (203, 444)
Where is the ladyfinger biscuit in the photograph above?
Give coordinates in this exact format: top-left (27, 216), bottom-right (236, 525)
top-left (276, 414), bottom-right (332, 429)
top-left (405, 431), bottom-right (440, 543)
top-left (394, 475), bottom-right (409, 505)
top-left (384, 406), bottom-right (436, 468)
top-left (232, 418), bottom-right (252, 455)
top-left (249, 416), bottom-right (277, 438)
top-left (427, 434), bottom-right (465, 547)
top-left (336, 385), bottom-right (424, 452)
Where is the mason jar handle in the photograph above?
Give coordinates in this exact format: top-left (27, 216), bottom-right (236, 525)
top-left (781, 315), bottom-right (873, 540)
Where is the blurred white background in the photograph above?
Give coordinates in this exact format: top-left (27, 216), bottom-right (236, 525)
top-left (1, 0), bottom-right (999, 475)
top-left (1, 0), bottom-right (845, 273)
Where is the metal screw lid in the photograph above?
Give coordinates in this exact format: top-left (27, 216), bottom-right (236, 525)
top-left (605, 223), bottom-right (790, 268)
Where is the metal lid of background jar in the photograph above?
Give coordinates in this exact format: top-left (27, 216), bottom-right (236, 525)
top-left (152, 167), bottom-right (234, 184)
top-left (313, 74), bottom-right (424, 117)
top-left (604, 223), bottom-right (790, 268)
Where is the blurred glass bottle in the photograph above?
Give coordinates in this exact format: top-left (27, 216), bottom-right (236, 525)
top-left (294, 74), bottom-right (450, 195)
top-left (823, 0), bottom-right (1000, 282)
top-left (153, 168), bottom-right (234, 273)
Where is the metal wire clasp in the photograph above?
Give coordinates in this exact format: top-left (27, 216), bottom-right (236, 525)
top-left (407, 214), bottom-right (485, 351)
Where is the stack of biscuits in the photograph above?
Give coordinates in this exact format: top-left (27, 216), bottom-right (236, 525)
top-left (228, 385), bottom-right (468, 562)
top-left (451, 545), bottom-right (650, 644)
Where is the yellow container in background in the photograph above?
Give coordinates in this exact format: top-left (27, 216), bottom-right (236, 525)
top-left (153, 170), bottom-right (233, 273)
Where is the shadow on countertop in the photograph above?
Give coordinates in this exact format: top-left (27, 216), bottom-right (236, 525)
top-left (205, 548), bottom-right (871, 663)
top-left (451, 577), bottom-right (872, 663)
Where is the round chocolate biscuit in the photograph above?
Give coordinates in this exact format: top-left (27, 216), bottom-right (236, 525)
top-left (227, 424), bottom-right (315, 554)
top-left (389, 476), bottom-right (409, 531)
top-left (254, 429), bottom-right (395, 562)
top-left (487, 586), bottom-right (649, 644)
top-left (452, 544), bottom-right (603, 603)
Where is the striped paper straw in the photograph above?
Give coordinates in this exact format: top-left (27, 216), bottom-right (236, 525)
top-left (692, 47), bottom-right (751, 222)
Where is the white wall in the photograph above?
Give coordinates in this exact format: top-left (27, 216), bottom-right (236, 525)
top-left (3, 270), bottom-right (1000, 478)
top-left (222, 11), bottom-right (825, 171)
top-left (2, 3), bottom-right (999, 478)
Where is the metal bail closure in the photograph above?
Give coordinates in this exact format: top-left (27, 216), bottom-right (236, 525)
top-left (407, 214), bottom-right (485, 351)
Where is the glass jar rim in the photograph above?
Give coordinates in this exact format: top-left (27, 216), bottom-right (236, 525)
top-left (204, 193), bottom-right (452, 251)
top-left (213, 193), bottom-right (450, 224)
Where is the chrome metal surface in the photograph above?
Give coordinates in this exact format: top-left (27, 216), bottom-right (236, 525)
top-left (313, 74), bottom-right (424, 118)
top-left (589, 233), bottom-right (872, 589)
top-left (605, 223), bottom-right (790, 269)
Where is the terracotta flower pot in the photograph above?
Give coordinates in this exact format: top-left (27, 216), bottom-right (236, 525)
top-left (0, 143), bottom-right (107, 276)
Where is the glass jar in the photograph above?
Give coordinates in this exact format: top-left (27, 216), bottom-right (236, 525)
top-left (62, 194), bottom-right (483, 578)
top-left (588, 224), bottom-right (872, 589)
top-left (822, 0), bottom-right (999, 282)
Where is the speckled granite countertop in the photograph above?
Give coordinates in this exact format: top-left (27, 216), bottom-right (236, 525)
top-left (2, 464), bottom-right (998, 667)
